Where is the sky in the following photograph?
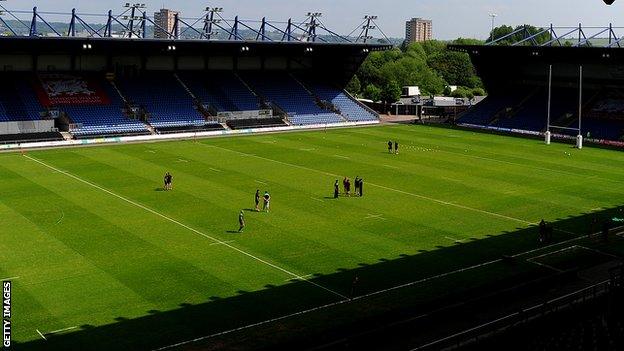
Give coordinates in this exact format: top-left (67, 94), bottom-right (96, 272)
top-left (5, 0), bottom-right (624, 40)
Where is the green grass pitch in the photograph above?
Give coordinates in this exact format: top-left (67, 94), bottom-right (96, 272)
top-left (2, 124), bottom-right (624, 350)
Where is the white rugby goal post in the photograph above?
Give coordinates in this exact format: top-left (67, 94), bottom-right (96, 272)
top-left (545, 64), bottom-right (583, 149)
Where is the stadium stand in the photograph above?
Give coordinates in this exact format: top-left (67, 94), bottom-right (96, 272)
top-left (180, 71), bottom-right (261, 112)
top-left (52, 75), bottom-right (150, 138)
top-left (116, 73), bottom-right (217, 131)
top-left (242, 72), bottom-right (345, 125)
top-left (460, 87), bottom-right (624, 141)
top-left (305, 81), bottom-right (379, 122)
top-left (0, 76), bottom-right (44, 122)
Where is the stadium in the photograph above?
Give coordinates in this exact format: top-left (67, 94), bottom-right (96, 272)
top-left (2, 2), bottom-right (624, 351)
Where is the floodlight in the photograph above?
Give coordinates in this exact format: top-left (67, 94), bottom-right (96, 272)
top-left (604, 0), bottom-right (615, 4)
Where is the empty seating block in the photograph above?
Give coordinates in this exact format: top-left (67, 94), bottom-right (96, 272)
top-left (63, 78), bottom-right (149, 137)
top-left (307, 82), bottom-right (378, 122)
top-left (117, 74), bottom-right (213, 129)
top-left (181, 72), bottom-right (260, 112)
top-left (0, 77), bottom-right (43, 122)
top-left (243, 73), bottom-right (343, 126)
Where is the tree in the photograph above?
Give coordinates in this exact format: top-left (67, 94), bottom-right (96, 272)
top-left (345, 76), bottom-right (361, 95)
top-left (354, 36), bottom-right (486, 98)
top-left (381, 80), bottom-right (402, 103)
top-left (488, 24), bottom-right (551, 45)
top-left (428, 51), bottom-right (479, 88)
top-left (487, 25), bottom-right (514, 44)
top-left (363, 84), bottom-right (382, 102)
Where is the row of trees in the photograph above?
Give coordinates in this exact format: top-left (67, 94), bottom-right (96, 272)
top-left (348, 39), bottom-right (486, 103)
top-left (349, 24), bottom-right (552, 103)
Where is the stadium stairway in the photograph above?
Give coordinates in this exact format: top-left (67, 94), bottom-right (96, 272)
top-left (301, 77), bottom-right (380, 122)
top-left (289, 74), bottom-right (347, 122)
top-left (241, 72), bottom-right (345, 125)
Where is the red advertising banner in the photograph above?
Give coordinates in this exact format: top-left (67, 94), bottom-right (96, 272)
top-left (35, 74), bottom-right (111, 107)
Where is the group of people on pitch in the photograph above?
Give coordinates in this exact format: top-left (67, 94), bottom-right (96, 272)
top-left (163, 172), bottom-right (173, 190)
top-left (238, 190), bottom-right (271, 233)
top-left (388, 140), bottom-right (399, 154)
top-left (334, 176), bottom-right (363, 198)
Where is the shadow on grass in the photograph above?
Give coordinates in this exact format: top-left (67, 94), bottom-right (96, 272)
top-left (14, 206), bottom-right (624, 351)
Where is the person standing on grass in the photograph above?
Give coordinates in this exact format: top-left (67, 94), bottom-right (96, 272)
top-left (164, 172), bottom-right (173, 191)
top-left (538, 219), bottom-right (546, 243)
top-left (394, 141), bottom-right (399, 154)
top-left (388, 141), bottom-right (393, 153)
top-left (343, 177), bottom-right (348, 195)
top-left (254, 189), bottom-right (261, 212)
top-left (263, 191), bottom-right (271, 212)
top-left (334, 180), bottom-right (340, 199)
top-left (346, 178), bottom-right (351, 197)
top-left (350, 275), bottom-right (360, 299)
top-left (163, 172), bottom-right (168, 190)
top-left (238, 211), bottom-right (245, 232)
top-left (359, 178), bottom-right (364, 197)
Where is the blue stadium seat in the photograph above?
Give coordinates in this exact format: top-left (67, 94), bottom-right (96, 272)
top-left (180, 71), bottom-right (260, 112)
top-left (306, 82), bottom-right (378, 122)
top-left (242, 72), bottom-right (344, 125)
top-left (117, 73), bottom-right (213, 129)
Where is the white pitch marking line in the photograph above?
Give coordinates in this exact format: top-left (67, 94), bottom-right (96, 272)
top-left (146, 150), bottom-right (156, 154)
top-left (176, 159), bottom-right (189, 163)
top-left (526, 245), bottom-right (578, 261)
top-left (310, 197), bottom-right (324, 203)
top-left (300, 148), bottom-right (315, 151)
top-left (46, 326), bottom-right (78, 335)
top-left (208, 167), bottom-right (223, 173)
top-left (210, 240), bottom-right (236, 246)
top-left (333, 155), bottom-right (350, 159)
top-left (254, 180), bottom-right (267, 185)
top-left (200, 144), bottom-right (534, 226)
top-left (23, 155), bottom-right (348, 301)
top-left (576, 245), bottom-right (621, 259)
top-left (444, 236), bottom-right (464, 243)
top-left (365, 214), bottom-right (385, 220)
top-left (285, 274), bottom-right (313, 281)
top-left (383, 164), bottom-right (399, 169)
top-left (0, 276), bottom-right (19, 281)
top-left (36, 329), bottom-right (47, 341)
top-left (526, 259), bottom-right (564, 272)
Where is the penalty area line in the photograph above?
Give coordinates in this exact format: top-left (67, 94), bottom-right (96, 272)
top-left (23, 154), bottom-right (348, 301)
top-left (36, 329), bottom-right (47, 341)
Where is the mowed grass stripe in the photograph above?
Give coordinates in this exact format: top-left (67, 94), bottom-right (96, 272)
top-left (377, 125), bottom-right (624, 178)
top-left (297, 127), bottom-right (623, 219)
top-left (305, 127), bottom-right (621, 212)
top-left (23, 154), bottom-right (349, 300)
top-left (197, 142), bottom-right (535, 226)
top-left (9, 158), bottom-right (247, 300)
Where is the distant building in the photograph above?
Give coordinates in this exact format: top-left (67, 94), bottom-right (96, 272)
top-left (405, 18), bottom-right (432, 44)
top-left (154, 9), bottom-right (179, 39)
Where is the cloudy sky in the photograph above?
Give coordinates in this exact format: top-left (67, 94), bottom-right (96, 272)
top-left (4, 0), bottom-right (624, 39)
